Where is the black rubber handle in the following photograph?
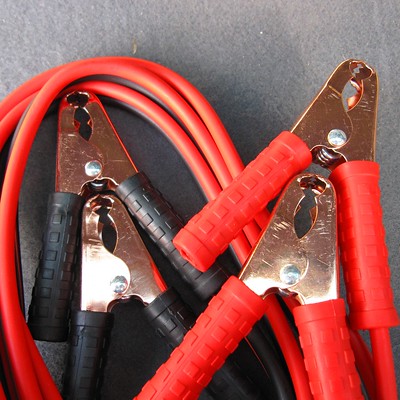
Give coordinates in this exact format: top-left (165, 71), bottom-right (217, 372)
top-left (144, 288), bottom-right (263, 400)
top-left (143, 287), bottom-right (196, 348)
top-left (207, 361), bottom-right (264, 400)
top-left (62, 310), bottom-right (114, 400)
top-left (116, 173), bottom-right (228, 301)
top-left (28, 192), bottom-right (84, 342)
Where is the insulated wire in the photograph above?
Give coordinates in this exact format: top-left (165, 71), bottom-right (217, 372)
top-left (86, 91), bottom-right (296, 400)
top-left (0, 62), bottom-right (258, 259)
top-left (0, 56), bottom-right (362, 400)
top-left (0, 60), bottom-right (366, 400)
top-left (2, 57), bottom-right (290, 398)
top-left (0, 329), bottom-right (15, 400)
top-left (0, 56), bottom-right (387, 399)
top-left (370, 328), bottom-right (397, 400)
top-left (0, 58), bottom-right (267, 240)
top-left (350, 330), bottom-right (376, 400)
top-left (0, 382), bottom-right (6, 400)
top-left (63, 80), bottom-right (303, 399)
top-left (70, 80), bottom-right (254, 261)
top-left (60, 80), bottom-right (296, 399)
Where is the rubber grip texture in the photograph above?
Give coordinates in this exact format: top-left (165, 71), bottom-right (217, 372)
top-left (144, 288), bottom-right (196, 348)
top-left (293, 299), bottom-right (363, 400)
top-left (62, 310), bottom-right (114, 400)
top-left (330, 161), bottom-right (399, 330)
top-left (134, 276), bottom-right (267, 400)
top-left (173, 131), bottom-right (312, 271)
top-left (144, 288), bottom-right (264, 400)
top-left (116, 172), bottom-right (227, 300)
top-left (28, 192), bottom-right (84, 342)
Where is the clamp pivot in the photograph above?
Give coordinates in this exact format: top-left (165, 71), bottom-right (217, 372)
top-left (292, 59), bottom-right (378, 168)
top-left (80, 194), bottom-right (166, 312)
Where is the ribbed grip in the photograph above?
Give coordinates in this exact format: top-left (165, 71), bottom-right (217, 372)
top-left (144, 288), bottom-right (264, 400)
top-left (62, 310), bottom-right (114, 400)
top-left (28, 192), bottom-right (84, 342)
top-left (134, 276), bottom-right (267, 400)
top-left (116, 172), bottom-right (227, 300)
top-left (330, 161), bottom-right (399, 330)
top-left (144, 288), bottom-right (196, 348)
top-left (173, 131), bottom-right (312, 271)
top-left (293, 299), bottom-right (363, 400)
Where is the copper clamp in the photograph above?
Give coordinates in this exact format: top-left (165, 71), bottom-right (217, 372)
top-left (291, 59), bottom-right (378, 169)
top-left (80, 194), bottom-right (166, 312)
top-left (239, 173), bottom-right (338, 305)
top-left (56, 91), bottom-right (137, 195)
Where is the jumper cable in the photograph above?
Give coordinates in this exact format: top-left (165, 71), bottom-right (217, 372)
top-left (29, 91), bottom-right (272, 399)
top-left (0, 56), bottom-right (395, 399)
top-left (136, 173), bottom-right (362, 400)
top-left (173, 59), bottom-right (399, 399)
top-left (0, 58), bottom-right (289, 399)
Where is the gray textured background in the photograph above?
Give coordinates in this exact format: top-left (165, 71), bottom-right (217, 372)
top-left (0, 0), bottom-right (399, 399)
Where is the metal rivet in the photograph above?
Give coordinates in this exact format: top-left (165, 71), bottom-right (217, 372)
top-left (85, 160), bottom-right (102, 177)
top-left (280, 264), bottom-right (301, 285)
top-left (327, 129), bottom-right (347, 147)
top-left (110, 276), bottom-right (128, 294)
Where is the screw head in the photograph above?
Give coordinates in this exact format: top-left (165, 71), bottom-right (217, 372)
top-left (327, 129), bottom-right (347, 147)
top-left (110, 276), bottom-right (128, 294)
top-left (85, 160), bottom-right (102, 177)
top-left (280, 264), bottom-right (301, 286)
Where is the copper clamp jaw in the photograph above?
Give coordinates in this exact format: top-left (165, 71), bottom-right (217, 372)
top-left (80, 194), bottom-right (166, 313)
top-left (292, 59), bottom-right (378, 169)
top-left (239, 173), bottom-right (338, 305)
top-left (58, 91), bottom-right (167, 312)
top-left (56, 91), bottom-right (137, 195)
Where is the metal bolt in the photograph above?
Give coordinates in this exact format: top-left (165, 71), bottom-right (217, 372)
top-left (280, 264), bottom-right (301, 285)
top-left (110, 276), bottom-right (128, 294)
top-left (327, 129), bottom-right (347, 147)
top-left (85, 160), bottom-right (102, 177)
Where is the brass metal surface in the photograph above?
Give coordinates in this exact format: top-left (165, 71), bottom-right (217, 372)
top-left (239, 174), bottom-right (338, 304)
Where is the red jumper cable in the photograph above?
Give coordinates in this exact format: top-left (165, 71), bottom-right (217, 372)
top-left (136, 173), bottom-right (363, 400)
top-left (0, 57), bottom-right (395, 399)
top-left (174, 59), bottom-right (399, 399)
top-left (0, 57), bottom-right (291, 399)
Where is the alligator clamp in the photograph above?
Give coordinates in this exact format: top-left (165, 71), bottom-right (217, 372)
top-left (173, 59), bottom-right (380, 272)
top-left (28, 92), bottom-right (269, 400)
top-left (61, 193), bottom-right (168, 399)
top-left (28, 90), bottom-right (230, 340)
top-left (173, 58), bottom-right (398, 399)
top-left (137, 173), bottom-right (363, 400)
top-left (63, 193), bottom-right (264, 400)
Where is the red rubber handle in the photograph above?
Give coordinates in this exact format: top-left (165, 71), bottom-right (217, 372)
top-left (330, 161), bottom-right (399, 330)
top-left (293, 299), bottom-right (363, 400)
top-left (173, 131), bottom-right (311, 271)
top-left (133, 276), bottom-right (267, 400)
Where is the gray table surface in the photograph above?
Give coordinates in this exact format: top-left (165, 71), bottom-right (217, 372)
top-left (0, 1), bottom-right (399, 399)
